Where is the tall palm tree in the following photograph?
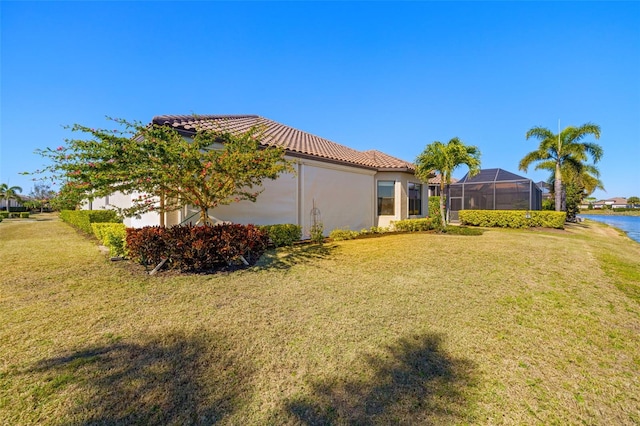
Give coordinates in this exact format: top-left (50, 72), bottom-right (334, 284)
top-left (519, 123), bottom-right (602, 212)
top-left (415, 137), bottom-right (481, 227)
top-left (0, 183), bottom-right (23, 213)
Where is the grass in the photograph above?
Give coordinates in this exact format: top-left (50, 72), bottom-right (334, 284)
top-left (1, 213), bottom-right (639, 424)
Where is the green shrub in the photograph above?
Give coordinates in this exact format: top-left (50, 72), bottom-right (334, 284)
top-left (428, 196), bottom-right (443, 228)
top-left (0, 212), bottom-right (8, 219)
top-left (20, 212), bottom-right (30, 219)
top-left (459, 210), bottom-right (566, 229)
top-left (368, 226), bottom-right (388, 234)
top-left (310, 222), bottom-right (324, 244)
top-left (92, 223), bottom-right (127, 257)
top-left (329, 228), bottom-right (360, 241)
top-left (60, 210), bottom-right (121, 234)
top-left (0, 217), bottom-right (3, 223)
top-left (443, 225), bottom-right (483, 236)
top-left (258, 224), bottom-right (302, 247)
top-left (393, 218), bottom-right (435, 232)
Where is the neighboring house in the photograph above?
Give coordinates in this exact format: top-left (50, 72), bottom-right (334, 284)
top-left (592, 197), bottom-right (628, 209)
top-left (89, 115), bottom-right (429, 235)
top-left (447, 168), bottom-right (542, 221)
top-left (426, 174), bottom-right (458, 197)
top-left (0, 197), bottom-right (27, 212)
top-left (535, 181), bottom-right (553, 200)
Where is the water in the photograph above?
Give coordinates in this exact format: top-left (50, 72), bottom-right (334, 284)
top-left (579, 214), bottom-right (640, 244)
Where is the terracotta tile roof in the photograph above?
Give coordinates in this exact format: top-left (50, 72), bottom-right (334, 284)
top-left (152, 114), bottom-right (415, 172)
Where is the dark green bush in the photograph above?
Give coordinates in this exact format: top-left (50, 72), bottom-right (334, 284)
top-left (126, 224), bottom-right (269, 273)
top-left (20, 212), bottom-right (30, 219)
top-left (0, 212), bottom-right (8, 219)
top-left (393, 218), bottom-right (435, 232)
top-left (258, 224), bottom-right (302, 247)
top-left (459, 210), bottom-right (566, 229)
top-left (60, 210), bottom-right (121, 234)
top-left (443, 225), bottom-right (483, 236)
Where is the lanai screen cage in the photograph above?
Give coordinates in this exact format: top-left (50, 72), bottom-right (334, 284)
top-left (448, 168), bottom-right (542, 221)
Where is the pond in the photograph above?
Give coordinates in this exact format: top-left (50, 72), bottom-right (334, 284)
top-left (579, 214), bottom-right (640, 244)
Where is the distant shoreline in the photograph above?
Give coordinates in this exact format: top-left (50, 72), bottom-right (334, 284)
top-left (579, 210), bottom-right (640, 217)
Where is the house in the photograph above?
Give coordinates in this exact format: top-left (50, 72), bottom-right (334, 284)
top-left (592, 197), bottom-right (628, 209)
top-left (447, 168), bottom-right (542, 221)
top-left (89, 115), bottom-right (429, 236)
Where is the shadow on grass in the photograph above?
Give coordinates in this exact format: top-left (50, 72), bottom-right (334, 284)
top-left (255, 243), bottom-right (339, 271)
top-left (29, 330), bottom-right (253, 425)
top-left (287, 333), bottom-right (477, 425)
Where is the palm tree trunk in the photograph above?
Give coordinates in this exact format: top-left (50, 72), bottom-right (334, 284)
top-left (439, 181), bottom-right (446, 227)
top-left (555, 162), bottom-right (563, 212)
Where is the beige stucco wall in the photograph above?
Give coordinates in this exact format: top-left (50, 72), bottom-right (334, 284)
top-left (81, 157), bottom-right (427, 235)
top-left (183, 157), bottom-right (376, 236)
top-left (299, 160), bottom-right (375, 236)
top-left (375, 172), bottom-right (428, 229)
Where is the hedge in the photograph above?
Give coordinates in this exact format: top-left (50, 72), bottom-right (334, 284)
top-left (459, 210), bottom-right (566, 229)
top-left (258, 224), bottom-right (302, 247)
top-left (393, 218), bottom-right (435, 232)
top-left (126, 224), bottom-right (269, 273)
top-left (0, 211), bottom-right (30, 219)
top-left (60, 210), bottom-right (121, 234)
top-left (92, 223), bottom-right (127, 257)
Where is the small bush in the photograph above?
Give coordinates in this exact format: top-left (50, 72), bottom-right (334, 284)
top-left (126, 224), bottom-right (269, 273)
top-left (0, 217), bottom-right (3, 223)
top-left (368, 226), bottom-right (388, 234)
top-left (329, 228), bottom-right (360, 241)
top-left (258, 224), bottom-right (302, 247)
top-left (393, 218), bottom-right (435, 232)
top-left (92, 223), bottom-right (127, 257)
top-left (310, 223), bottom-right (324, 244)
top-left (20, 212), bottom-right (30, 219)
top-left (60, 210), bottom-right (121, 234)
top-left (459, 210), bottom-right (566, 229)
top-left (0, 212), bottom-right (8, 219)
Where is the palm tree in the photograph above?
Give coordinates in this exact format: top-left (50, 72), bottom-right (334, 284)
top-left (415, 137), bottom-right (481, 228)
top-left (519, 123), bottom-right (603, 212)
top-left (0, 183), bottom-right (23, 213)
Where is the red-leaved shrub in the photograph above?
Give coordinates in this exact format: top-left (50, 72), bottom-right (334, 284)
top-left (126, 224), bottom-right (268, 273)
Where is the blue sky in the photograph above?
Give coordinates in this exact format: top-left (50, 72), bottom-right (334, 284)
top-left (2, 1), bottom-right (639, 200)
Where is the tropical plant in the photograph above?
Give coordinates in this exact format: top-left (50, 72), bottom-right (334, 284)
top-left (31, 117), bottom-right (293, 224)
top-left (519, 123), bottom-right (603, 212)
top-left (0, 183), bottom-right (23, 212)
top-left (627, 196), bottom-right (640, 208)
top-left (415, 138), bottom-right (481, 228)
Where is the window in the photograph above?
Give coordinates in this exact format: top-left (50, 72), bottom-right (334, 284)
top-left (408, 182), bottom-right (422, 215)
top-left (377, 181), bottom-right (395, 215)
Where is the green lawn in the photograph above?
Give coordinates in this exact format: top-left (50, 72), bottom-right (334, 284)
top-left (1, 215), bottom-right (639, 425)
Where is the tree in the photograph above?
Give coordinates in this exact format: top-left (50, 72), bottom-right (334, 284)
top-left (0, 183), bottom-right (23, 212)
top-left (519, 123), bottom-right (603, 212)
top-left (415, 138), bottom-right (481, 228)
top-left (628, 196), bottom-right (640, 208)
top-left (543, 162), bottom-right (605, 221)
top-left (31, 117), bottom-right (293, 223)
top-left (29, 183), bottom-right (56, 212)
